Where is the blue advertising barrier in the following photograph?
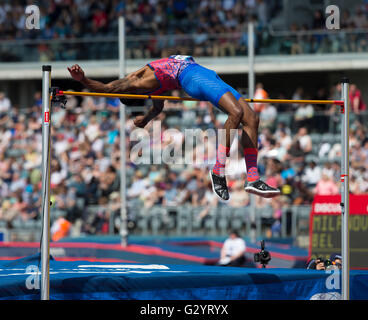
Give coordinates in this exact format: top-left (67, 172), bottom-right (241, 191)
top-left (0, 254), bottom-right (367, 300)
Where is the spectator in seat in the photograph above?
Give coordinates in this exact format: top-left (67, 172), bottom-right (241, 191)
top-left (218, 230), bottom-right (246, 267)
top-left (51, 215), bottom-right (71, 241)
top-left (0, 92), bottom-right (10, 115)
top-left (278, 128), bottom-right (292, 152)
top-left (294, 103), bottom-right (314, 131)
top-left (353, 7), bottom-right (368, 28)
top-left (127, 170), bottom-right (149, 200)
top-left (194, 180), bottom-right (219, 222)
top-left (349, 84), bottom-right (366, 114)
top-left (302, 161), bottom-right (321, 188)
top-left (228, 180), bottom-right (250, 208)
top-left (259, 103), bottom-right (277, 130)
top-left (286, 140), bottom-right (305, 166)
top-left (312, 9), bottom-right (325, 29)
top-left (253, 83), bottom-right (269, 113)
top-left (314, 172), bottom-right (339, 195)
top-left (296, 127), bottom-right (312, 154)
top-left (253, 83), bottom-right (268, 112)
top-left (292, 87), bottom-right (304, 110)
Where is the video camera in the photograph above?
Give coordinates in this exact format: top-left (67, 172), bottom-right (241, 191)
top-left (316, 257), bottom-right (342, 269)
top-left (254, 240), bottom-right (271, 268)
top-left (316, 257), bottom-right (333, 268)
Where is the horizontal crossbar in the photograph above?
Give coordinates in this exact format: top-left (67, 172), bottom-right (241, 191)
top-left (57, 90), bottom-right (344, 106)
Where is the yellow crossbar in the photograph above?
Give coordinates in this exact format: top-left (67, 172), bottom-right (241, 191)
top-left (58, 90), bottom-right (344, 105)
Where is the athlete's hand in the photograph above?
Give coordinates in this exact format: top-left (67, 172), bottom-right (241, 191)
top-left (133, 115), bottom-right (148, 128)
top-left (67, 64), bottom-right (85, 82)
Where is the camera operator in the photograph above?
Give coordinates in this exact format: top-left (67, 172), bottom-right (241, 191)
top-left (329, 253), bottom-right (342, 268)
top-left (306, 253), bottom-right (342, 270)
top-left (217, 230), bottom-right (246, 267)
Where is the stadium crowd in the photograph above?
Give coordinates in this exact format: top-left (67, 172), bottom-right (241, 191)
top-left (0, 0), bottom-right (281, 61)
top-left (0, 82), bottom-right (367, 238)
top-left (1, 0), bottom-right (368, 61)
top-left (281, 5), bottom-right (368, 55)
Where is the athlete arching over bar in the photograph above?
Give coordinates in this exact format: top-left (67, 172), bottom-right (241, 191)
top-left (68, 55), bottom-right (280, 201)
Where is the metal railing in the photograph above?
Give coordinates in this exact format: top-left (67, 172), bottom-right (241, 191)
top-left (261, 27), bottom-right (368, 55)
top-left (2, 204), bottom-right (312, 243)
top-left (1, 28), bottom-right (367, 62)
top-left (0, 32), bottom-right (247, 62)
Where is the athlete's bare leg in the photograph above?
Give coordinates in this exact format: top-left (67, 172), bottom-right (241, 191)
top-left (237, 98), bottom-right (280, 197)
top-left (212, 92), bottom-right (259, 150)
top-left (237, 98), bottom-right (259, 154)
top-left (210, 92), bottom-right (280, 200)
top-left (216, 92), bottom-right (244, 149)
top-left (209, 91), bottom-right (244, 201)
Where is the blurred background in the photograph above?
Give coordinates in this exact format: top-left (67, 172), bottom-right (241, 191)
top-left (0, 0), bottom-right (367, 267)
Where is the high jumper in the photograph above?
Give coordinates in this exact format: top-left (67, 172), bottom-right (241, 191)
top-left (68, 55), bottom-right (281, 201)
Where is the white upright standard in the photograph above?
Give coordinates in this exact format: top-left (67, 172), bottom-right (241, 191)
top-left (119, 16), bottom-right (128, 247)
top-left (247, 21), bottom-right (256, 243)
top-left (41, 65), bottom-right (52, 300)
top-left (341, 78), bottom-right (350, 300)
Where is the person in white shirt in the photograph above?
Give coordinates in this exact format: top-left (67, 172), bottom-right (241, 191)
top-left (218, 230), bottom-right (246, 267)
top-left (302, 161), bottom-right (321, 188)
top-left (259, 103), bottom-right (277, 129)
top-left (0, 92), bottom-right (11, 114)
top-left (296, 127), bottom-right (312, 153)
top-left (294, 103), bottom-right (314, 130)
top-left (279, 129), bottom-right (292, 151)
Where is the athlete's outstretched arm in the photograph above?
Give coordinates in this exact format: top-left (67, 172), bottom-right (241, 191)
top-left (133, 100), bottom-right (164, 128)
top-left (68, 64), bottom-right (132, 94)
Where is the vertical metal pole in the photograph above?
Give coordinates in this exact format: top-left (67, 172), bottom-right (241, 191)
top-left (341, 78), bottom-right (350, 300)
top-left (41, 65), bottom-right (52, 300)
top-left (119, 17), bottom-right (128, 247)
top-left (248, 22), bottom-right (255, 99)
top-left (248, 22), bottom-right (256, 243)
